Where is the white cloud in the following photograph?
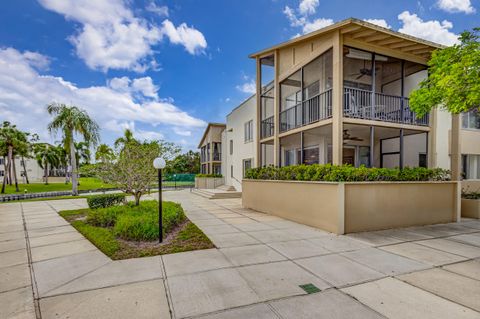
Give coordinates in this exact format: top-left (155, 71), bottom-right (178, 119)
top-left (364, 19), bottom-right (391, 29)
top-left (37, 0), bottom-right (207, 72)
top-left (437, 0), bottom-right (475, 14)
top-left (236, 80), bottom-right (256, 95)
top-left (0, 47), bottom-right (206, 144)
top-left (397, 11), bottom-right (459, 46)
top-left (146, 1), bottom-right (169, 17)
top-left (283, 2), bottom-right (333, 35)
top-left (160, 20), bottom-right (207, 55)
top-left (299, 0), bottom-right (319, 15)
top-left (104, 120), bottom-right (165, 141)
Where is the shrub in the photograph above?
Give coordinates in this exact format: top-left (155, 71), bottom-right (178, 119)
top-left (87, 193), bottom-right (126, 209)
top-left (196, 174), bottom-right (222, 178)
top-left (87, 207), bottom-right (122, 227)
top-left (106, 201), bottom-right (186, 241)
top-left (462, 190), bottom-right (480, 199)
top-left (79, 164), bottom-right (98, 178)
top-left (245, 164), bottom-right (450, 182)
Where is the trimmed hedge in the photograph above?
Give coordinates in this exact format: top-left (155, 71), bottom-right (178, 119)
top-left (196, 174), bottom-right (222, 178)
top-left (245, 164), bottom-right (450, 182)
top-left (87, 193), bottom-right (126, 209)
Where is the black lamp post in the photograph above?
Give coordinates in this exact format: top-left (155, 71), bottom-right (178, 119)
top-left (153, 157), bottom-right (166, 243)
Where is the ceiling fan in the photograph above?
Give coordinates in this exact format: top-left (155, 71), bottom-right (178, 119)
top-left (349, 60), bottom-right (380, 80)
top-left (343, 129), bottom-right (363, 143)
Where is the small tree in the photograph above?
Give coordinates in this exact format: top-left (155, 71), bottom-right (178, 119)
top-left (33, 143), bottom-right (60, 185)
top-left (95, 143), bottom-right (114, 163)
top-left (98, 141), bottom-right (161, 206)
top-left (410, 28), bottom-right (480, 116)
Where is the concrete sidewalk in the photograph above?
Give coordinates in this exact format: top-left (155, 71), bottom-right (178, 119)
top-left (1, 190), bottom-right (480, 319)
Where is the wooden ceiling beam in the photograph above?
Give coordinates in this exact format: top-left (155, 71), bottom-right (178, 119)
top-left (340, 25), bottom-right (362, 34)
top-left (388, 41), bottom-right (416, 49)
top-left (376, 38), bottom-right (404, 46)
top-left (364, 34), bottom-right (391, 43)
top-left (401, 44), bottom-right (429, 52)
top-left (350, 30), bottom-right (377, 39)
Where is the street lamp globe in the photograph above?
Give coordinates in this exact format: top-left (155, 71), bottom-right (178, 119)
top-left (153, 157), bottom-right (166, 169)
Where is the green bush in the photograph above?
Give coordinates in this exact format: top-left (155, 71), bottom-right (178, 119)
top-left (462, 190), bottom-right (480, 199)
top-left (87, 193), bottom-right (126, 209)
top-left (245, 164), bottom-right (450, 182)
top-left (196, 174), bottom-right (222, 178)
top-left (79, 164), bottom-right (98, 178)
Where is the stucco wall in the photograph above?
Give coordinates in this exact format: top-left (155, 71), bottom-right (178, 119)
top-left (242, 180), bottom-right (341, 233)
top-left (243, 180), bottom-right (459, 234)
top-left (461, 198), bottom-right (480, 219)
top-left (224, 95), bottom-right (257, 191)
top-left (344, 182), bottom-right (459, 233)
top-left (195, 177), bottom-right (224, 189)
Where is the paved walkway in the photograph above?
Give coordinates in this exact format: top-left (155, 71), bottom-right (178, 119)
top-left (1, 190), bottom-right (480, 319)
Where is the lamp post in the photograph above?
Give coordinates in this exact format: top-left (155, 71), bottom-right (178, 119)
top-left (153, 157), bottom-right (166, 243)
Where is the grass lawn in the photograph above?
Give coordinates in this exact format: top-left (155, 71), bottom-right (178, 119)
top-left (59, 200), bottom-right (214, 259)
top-left (1, 177), bottom-right (116, 194)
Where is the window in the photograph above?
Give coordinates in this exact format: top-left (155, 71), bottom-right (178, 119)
top-left (0, 170), bottom-right (4, 177)
top-left (0, 158), bottom-right (4, 165)
top-left (462, 154), bottom-right (480, 179)
top-left (244, 120), bottom-right (253, 142)
top-left (243, 159), bottom-right (252, 177)
top-left (462, 110), bottom-right (480, 130)
top-left (229, 140), bottom-right (233, 155)
top-left (419, 153), bottom-right (427, 168)
top-left (230, 165), bottom-right (233, 178)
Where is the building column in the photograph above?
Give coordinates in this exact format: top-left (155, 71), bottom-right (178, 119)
top-left (300, 131), bottom-right (304, 164)
top-left (399, 128), bottom-right (404, 169)
top-left (428, 109), bottom-right (437, 168)
top-left (451, 114), bottom-right (462, 181)
top-left (332, 30), bottom-right (343, 165)
top-left (255, 57), bottom-right (262, 168)
top-left (273, 50), bottom-right (280, 167)
top-left (369, 126), bottom-right (374, 167)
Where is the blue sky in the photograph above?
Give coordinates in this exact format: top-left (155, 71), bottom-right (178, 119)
top-left (0, 0), bottom-right (478, 151)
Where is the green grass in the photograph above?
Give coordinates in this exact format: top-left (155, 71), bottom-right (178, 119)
top-left (1, 177), bottom-right (116, 194)
top-left (58, 200), bottom-right (214, 260)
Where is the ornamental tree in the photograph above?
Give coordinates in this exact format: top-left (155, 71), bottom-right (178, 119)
top-left (409, 28), bottom-right (480, 116)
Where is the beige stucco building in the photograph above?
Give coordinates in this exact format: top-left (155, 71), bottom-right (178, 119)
top-left (199, 18), bottom-right (480, 191)
top-left (198, 123), bottom-right (226, 175)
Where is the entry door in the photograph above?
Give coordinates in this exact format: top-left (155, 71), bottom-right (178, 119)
top-left (343, 147), bottom-right (355, 165)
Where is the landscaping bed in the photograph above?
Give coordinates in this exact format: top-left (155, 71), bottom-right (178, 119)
top-left (59, 199), bottom-right (214, 259)
top-left (462, 190), bottom-right (480, 219)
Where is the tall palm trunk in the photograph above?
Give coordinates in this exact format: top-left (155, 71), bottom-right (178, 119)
top-left (1, 155), bottom-right (8, 193)
top-left (70, 138), bottom-right (78, 196)
top-left (11, 153), bottom-right (19, 192)
top-left (21, 156), bottom-right (29, 184)
top-left (44, 160), bottom-right (49, 185)
top-left (7, 147), bottom-right (12, 185)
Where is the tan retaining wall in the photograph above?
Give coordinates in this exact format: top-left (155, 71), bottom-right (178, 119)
top-left (242, 180), bottom-right (460, 234)
top-left (344, 182), bottom-right (459, 233)
top-left (242, 180), bottom-right (343, 233)
top-left (461, 198), bottom-right (480, 219)
top-left (195, 177), bottom-right (224, 189)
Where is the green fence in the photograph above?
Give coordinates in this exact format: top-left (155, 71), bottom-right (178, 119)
top-left (161, 173), bottom-right (196, 189)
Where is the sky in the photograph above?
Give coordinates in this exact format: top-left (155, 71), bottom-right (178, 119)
top-left (0, 0), bottom-right (478, 152)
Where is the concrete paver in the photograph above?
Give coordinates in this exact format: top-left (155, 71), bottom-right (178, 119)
top-left (0, 248), bottom-right (28, 268)
top-left (416, 238), bottom-right (480, 258)
top-left (220, 244), bottom-right (286, 266)
top-left (270, 289), bottom-right (385, 319)
top-left (167, 268), bottom-right (260, 318)
top-left (442, 259), bottom-right (480, 280)
top-left (380, 242), bottom-right (468, 266)
top-left (342, 277), bottom-right (480, 319)
top-left (399, 268), bottom-right (480, 312)
top-left (30, 239), bottom-right (97, 262)
top-left (162, 249), bottom-right (232, 277)
top-left (40, 280), bottom-right (170, 319)
top-left (308, 235), bottom-right (369, 252)
top-left (0, 237), bottom-right (26, 253)
top-left (0, 287), bottom-right (36, 319)
top-left (207, 232), bottom-right (260, 248)
top-left (268, 239), bottom-right (331, 259)
top-left (195, 303), bottom-right (279, 319)
top-left (237, 260), bottom-right (330, 301)
top-left (449, 234), bottom-right (480, 247)
top-left (0, 263), bottom-right (31, 293)
top-left (296, 254), bottom-right (384, 287)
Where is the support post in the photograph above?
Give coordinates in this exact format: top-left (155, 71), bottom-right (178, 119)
top-left (369, 126), bottom-right (375, 168)
top-left (400, 60), bottom-right (405, 123)
top-left (371, 52), bottom-right (375, 120)
top-left (332, 30), bottom-right (343, 165)
top-left (451, 114), bottom-right (462, 181)
top-left (399, 128), bottom-right (404, 169)
top-left (300, 131), bottom-right (304, 164)
top-left (273, 50), bottom-right (280, 167)
top-left (255, 57), bottom-right (262, 167)
top-left (158, 169), bottom-right (163, 243)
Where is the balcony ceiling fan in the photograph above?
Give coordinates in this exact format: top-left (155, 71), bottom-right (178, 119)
top-left (343, 129), bottom-right (363, 143)
top-left (349, 60), bottom-right (380, 80)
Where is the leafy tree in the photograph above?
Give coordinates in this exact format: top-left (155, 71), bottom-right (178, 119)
top-left (47, 103), bottom-right (100, 195)
top-left (165, 150), bottom-right (200, 174)
top-left (74, 141), bottom-right (91, 166)
top-left (95, 144), bottom-right (114, 163)
top-left (114, 129), bottom-right (137, 149)
top-left (410, 28), bottom-right (480, 116)
top-left (33, 143), bottom-right (60, 185)
top-left (97, 140), bottom-right (162, 206)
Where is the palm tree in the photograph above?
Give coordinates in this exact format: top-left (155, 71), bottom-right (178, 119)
top-left (34, 143), bottom-right (60, 185)
top-left (114, 129), bottom-right (137, 149)
top-left (0, 122), bottom-right (27, 193)
top-left (47, 103), bottom-right (100, 195)
top-left (95, 144), bottom-right (114, 163)
top-left (74, 141), bottom-right (91, 166)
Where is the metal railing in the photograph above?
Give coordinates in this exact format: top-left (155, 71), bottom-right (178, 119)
top-left (213, 152), bottom-right (221, 161)
top-left (261, 116), bottom-right (274, 139)
top-left (343, 87), bottom-right (429, 126)
top-left (280, 89), bottom-right (332, 133)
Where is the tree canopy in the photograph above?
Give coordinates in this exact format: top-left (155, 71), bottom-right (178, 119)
top-left (410, 28), bottom-right (480, 116)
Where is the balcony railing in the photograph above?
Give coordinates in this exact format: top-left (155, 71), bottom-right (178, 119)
top-left (343, 87), bottom-right (429, 126)
top-left (261, 116), bottom-right (274, 139)
top-left (280, 89), bottom-right (332, 133)
top-left (213, 152), bottom-right (221, 161)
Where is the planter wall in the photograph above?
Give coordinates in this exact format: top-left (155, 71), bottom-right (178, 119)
top-left (195, 177), bottom-right (224, 189)
top-left (461, 198), bottom-right (480, 219)
top-left (242, 180), bottom-right (461, 234)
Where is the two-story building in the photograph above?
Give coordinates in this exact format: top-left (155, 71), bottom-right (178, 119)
top-left (198, 18), bottom-right (480, 191)
top-left (198, 123), bottom-right (225, 175)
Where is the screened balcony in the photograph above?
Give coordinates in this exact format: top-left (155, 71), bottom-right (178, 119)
top-left (343, 47), bottom-right (429, 126)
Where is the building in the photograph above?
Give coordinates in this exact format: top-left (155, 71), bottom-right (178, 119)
top-left (198, 123), bottom-right (225, 175)
top-left (198, 18), bottom-right (480, 191)
top-left (0, 157), bottom-right (48, 184)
